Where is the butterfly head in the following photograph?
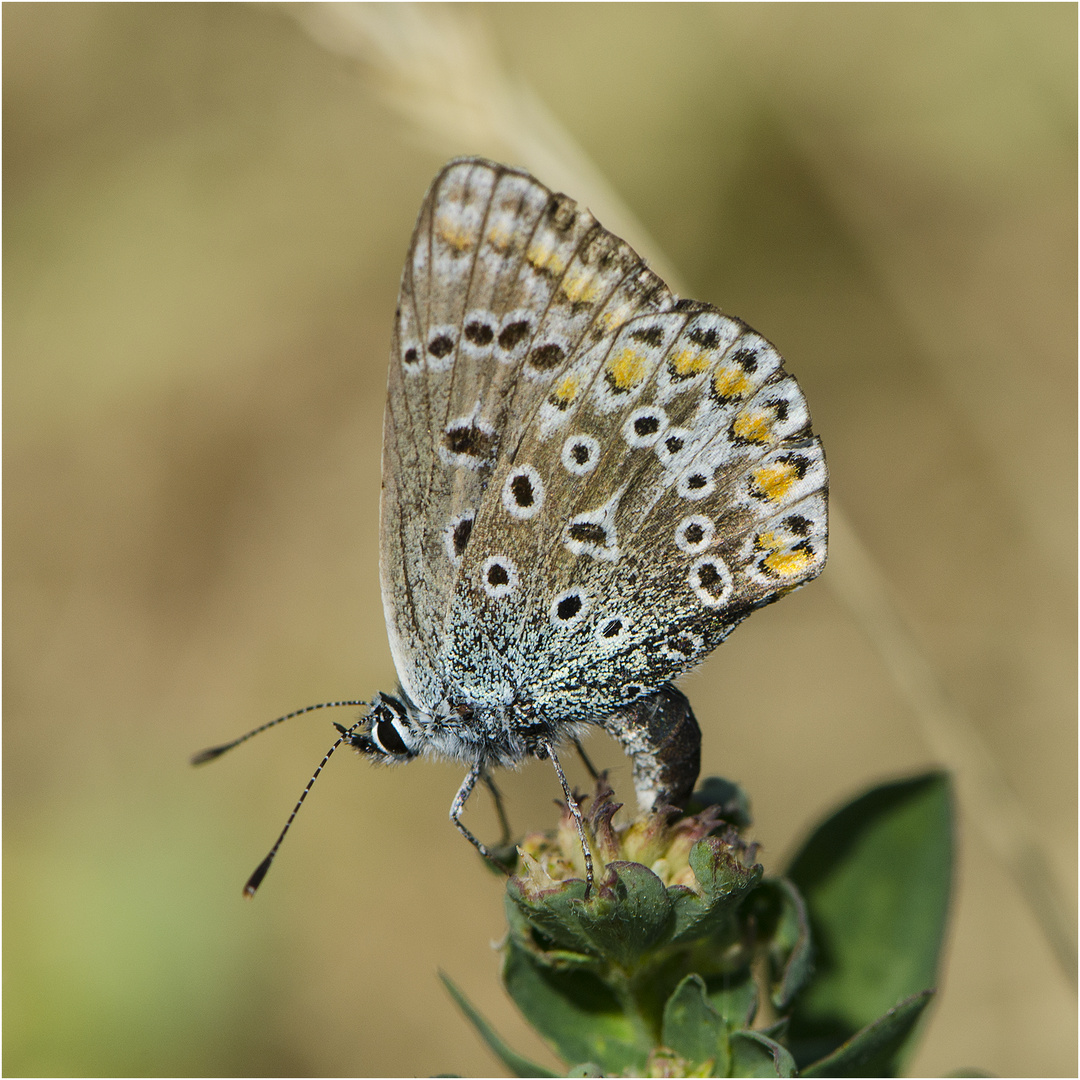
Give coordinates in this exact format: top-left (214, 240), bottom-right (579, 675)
top-left (344, 692), bottom-right (421, 761)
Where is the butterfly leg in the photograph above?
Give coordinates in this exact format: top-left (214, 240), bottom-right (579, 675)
top-left (481, 768), bottom-right (512, 847)
top-left (451, 761), bottom-right (510, 873)
top-left (571, 736), bottom-right (600, 782)
top-left (543, 741), bottom-right (595, 897)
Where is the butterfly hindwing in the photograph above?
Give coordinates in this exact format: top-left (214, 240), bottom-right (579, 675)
top-left (446, 276), bottom-right (825, 724)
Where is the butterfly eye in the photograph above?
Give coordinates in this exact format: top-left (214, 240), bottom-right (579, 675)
top-left (373, 717), bottom-right (411, 757)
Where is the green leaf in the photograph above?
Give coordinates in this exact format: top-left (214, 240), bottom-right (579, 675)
top-left (670, 837), bottom-right (763, 945)
top-left (566, 1065), bottom-right (604, 1077)
top-left (506, 878), bottom-right (600, 959)
top-left (785, 773), bottom-right (952, 1068)
top-left (439, 971), bottom-right (559, 1079)
top-left (801, 990), bottom-right (934, 1077)
top-left (765, 879), bottom-right (813, 1010)
top-left (502, 940), bottom-right (651, 1074)
top-left (574, 862), bottom-right (675, 969)
top-left (729, 1030), bottom-right (797, 1077)
top-left (704, 969), bottom-right (758, 1030)
top-left (504, 892), bottom-right (602, 974)
top-left (661, 975), bottom-right (730, 1077)
top-left (758, 1018), bottom-right (789, 1043)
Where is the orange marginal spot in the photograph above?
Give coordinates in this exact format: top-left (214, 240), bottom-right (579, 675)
top-left (552, 374), bottom-right (580, 405)
top-left (526, 241), bottom-right (566, 276)
top-left (754, 530), bottom-right (778, 553)
top-left (751, 460), bottom-right (799, 502)
top-left (713, 364), bottom-right (752, 400)
top-left (437, 218), bottom-right (475, 252)
top-left (668, 347), bottom-right (710, 378)
top-left (605, 348), bottom-right (649, 391)
top-left (732, 408), bottom-right (772, 444)
top-left (485, 225), bottom-right (512, 253)
top-left (560, 271), bottom-right (600, 305)
top-left (763, 546), bottom-right (814, 578)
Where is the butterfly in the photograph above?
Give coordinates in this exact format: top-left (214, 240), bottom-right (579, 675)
top-left (196, 158), bottom-right (827, 896)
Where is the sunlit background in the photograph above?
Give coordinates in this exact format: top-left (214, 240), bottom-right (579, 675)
top-left (5, 4), bottom-right (1075, 1076)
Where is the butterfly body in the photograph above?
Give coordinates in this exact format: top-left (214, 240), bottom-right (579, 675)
top-left (359, 688), bottom-right (584, 770)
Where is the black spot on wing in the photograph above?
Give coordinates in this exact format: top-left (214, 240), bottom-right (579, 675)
top-left (687, 326), bottom-right (719, 349)
top-left (428, 334), bottom-right (454, 359)
top-left (464, 320), bottom-right (494, 345)
top-left (498, 320), bottom-right (531, 350)
top-left (529, 343), bottom-right (566, 370)
top-left (630, 325), bottom-right (664, 346)
top-left (510, 474), bottom-right (535, 507)
top-left (444, 423), bottom-right (496, 462)
top-left (555, 594), bottom-right (582, 620)
top-left (452, 516), bottom-right (473, 557)
top-left (568, 522), bottom-right (608, 545)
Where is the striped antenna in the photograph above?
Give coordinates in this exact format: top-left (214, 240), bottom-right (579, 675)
top-left (191, 700), bottom-right (371, 897)
top-left (242, 717), bottom-right (365, 898)
top-left (191, 701), bottom-right (370, 765)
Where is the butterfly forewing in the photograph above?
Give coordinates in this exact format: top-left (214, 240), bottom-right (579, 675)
top-left (383, 157), bottom-right (826, 724)
top-left (384, 162), bottom-right (546, 700)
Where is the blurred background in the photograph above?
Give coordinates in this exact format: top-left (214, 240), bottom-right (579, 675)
top-left (4, 4), bottom-right (1075, 1076)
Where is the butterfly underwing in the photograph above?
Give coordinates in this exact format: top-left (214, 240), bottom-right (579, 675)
top-left (197, 157), bottom-right (827, 895)
top-left (371, 158), bottom-right (826, 850)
